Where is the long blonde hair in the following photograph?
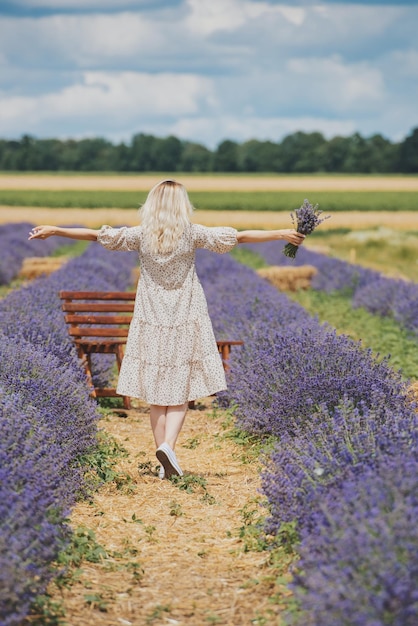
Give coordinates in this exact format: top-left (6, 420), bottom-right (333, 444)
top-left (139, 179), bottom-right (194, 254)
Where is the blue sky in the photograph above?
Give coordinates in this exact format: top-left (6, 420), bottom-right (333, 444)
top-left (0, 0), bottom-right (417, 148)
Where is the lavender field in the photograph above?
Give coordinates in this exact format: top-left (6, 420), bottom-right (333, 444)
top-left (244, 241), bottom-right (418, 339)
top-left (0, 241), bottom-right (137, 625)
top-left (0, 222), bottom-right (80, 286)
top-left (0, 223), bottom-right (417, 625)
top-left (197, 249), bottom-right (418, 626)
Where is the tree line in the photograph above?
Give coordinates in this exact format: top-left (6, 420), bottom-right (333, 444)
top-left (0, 128), bottom-right (417, 173)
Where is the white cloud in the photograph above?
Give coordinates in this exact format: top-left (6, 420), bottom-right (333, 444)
top-left (0, 13), bottom-right (164, 67)
top-left (9, 0), bottom-right (157, 9)
top-left (276, 5), bottom-right (306, 26)
top-left (0, 71), bottom-right (216, 134)
top-left (387, 49), bottom-right (418, 77)
top-left (184, 0), bottom-right (306, 36)
top-left (285, 56), bottom-right (385, 112)
top-left (0, 0), bottom-right (417, 144)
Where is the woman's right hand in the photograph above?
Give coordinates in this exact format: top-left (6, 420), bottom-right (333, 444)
top-left (28, 225), bottom-right (56, 240)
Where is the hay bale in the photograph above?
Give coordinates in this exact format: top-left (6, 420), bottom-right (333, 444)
top-left (257, 265), bottom-right (318, 291)
top-left (409, 382), bottom-right (418, 405)
top-left (18, 256), bottom-right (70, 280)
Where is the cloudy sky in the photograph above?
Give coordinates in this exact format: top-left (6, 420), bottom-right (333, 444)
top-left (0, 0), bottom-right (417, 148)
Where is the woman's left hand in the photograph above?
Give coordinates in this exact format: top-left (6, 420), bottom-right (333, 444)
top-left (282, 229), bottom-right (306, 245)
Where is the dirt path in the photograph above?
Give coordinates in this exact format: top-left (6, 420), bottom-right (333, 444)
top-left (48, 398), bottom-right (290, 626)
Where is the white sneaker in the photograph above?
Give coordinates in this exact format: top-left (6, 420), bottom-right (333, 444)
top-left (158, 465), bottom-right (165, 480)
top-left (156, 443), bottom-right (183, 478)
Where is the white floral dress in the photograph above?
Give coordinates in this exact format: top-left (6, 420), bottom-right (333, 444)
top-left (97, 223), bottom-right (238, 405)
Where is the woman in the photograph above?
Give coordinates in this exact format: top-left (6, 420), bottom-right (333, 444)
top-left (29, 179), bottom-right (304, 478)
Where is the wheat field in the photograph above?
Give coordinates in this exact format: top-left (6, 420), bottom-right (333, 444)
top-left (1, 173), bottom-right (418, 191)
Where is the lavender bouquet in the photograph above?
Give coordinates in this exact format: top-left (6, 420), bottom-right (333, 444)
top-left (283, 198), bottom-right (330, 258)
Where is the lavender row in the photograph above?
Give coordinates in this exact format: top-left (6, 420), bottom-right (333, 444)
top-left (244, 241), bottom-right (418, 337)
top-left (0, 222), bottom-right (78, 285)
top-left (196, 249), bottom-right (418, 626)
top-left (196, 250), bottom-right (410, 437)
top-left (262, 396), bottom-right (418, 626)
top-left (0, 242), bottom-right (137, 625)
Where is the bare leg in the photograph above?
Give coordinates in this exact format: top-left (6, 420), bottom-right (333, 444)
top-left (150, 404), bottom-right (167, 448)
top-left (164, 402), bottom-right (188, 449)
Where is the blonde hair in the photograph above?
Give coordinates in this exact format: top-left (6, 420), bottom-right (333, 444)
top-left (139, 180), bottom-right (194, 254)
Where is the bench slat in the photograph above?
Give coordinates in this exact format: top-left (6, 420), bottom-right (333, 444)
top-left (68, 328), bottom-right (130, 337)
top-left (62, 303), bottom-right (135, 312)
top-left (65, 314), bottom-right (133, 325)
top-left (60, 290), bottom-right (136, 300)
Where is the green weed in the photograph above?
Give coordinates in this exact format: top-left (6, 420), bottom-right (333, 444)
top-left (146, 604), bottom-right (171, 624)
top-left (58, 526), bottom-right (108, 570)
top-left (27, 595), bottom-right (67, 626)
top-left (236, 501), bottom-right (300, 624)
top-left (170, 473), bottom-right (207, 493)
top-left (182, 436), bottom-right (201, 449)
top-left (79, 430), bottom-right (134, 492)
top-left (144, 525), bottom-right (157, 542)
top-left (84, 592), bottom-right (108, 612)
top-left (170, 473), bottom-right (217, 504)
top-left (169, 500), bottom-right (184, 517)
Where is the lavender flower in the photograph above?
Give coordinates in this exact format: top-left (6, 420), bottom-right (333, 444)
top-left (283, 199), bottom-right (330, 258)
top-left (196, 249), bottom-right (418, 625)
top-left (244, 239), bottom-right (418, 337)
top-left (0, 238), bottom-right (138, 624)
top-left (290, 455), bottom-right (418, 626)
top-left (0, 222), bottom-right (78, 285)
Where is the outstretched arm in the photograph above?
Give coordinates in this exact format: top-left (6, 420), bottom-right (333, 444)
top-left (28, 225), bottom-right (99, 241)
top-left (236, 229), bottom-right (305, 246)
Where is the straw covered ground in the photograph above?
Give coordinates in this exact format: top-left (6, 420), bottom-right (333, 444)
top-left (2, 206), bottom-right (418, 231)
top-left (38, 398), bottom-right (291, 626)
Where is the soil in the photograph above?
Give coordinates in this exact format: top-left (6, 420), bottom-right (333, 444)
top-left (39, 399), bottom-right (291, 626)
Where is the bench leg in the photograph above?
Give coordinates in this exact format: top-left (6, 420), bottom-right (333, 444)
top-left (122, 395), bottom-right (131, 410)
top-left (220, 344), bottom-right (231, 371)
top-left (78, 348), bottom-right (96, 397)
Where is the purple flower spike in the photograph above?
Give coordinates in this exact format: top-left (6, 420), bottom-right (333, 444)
top-left (283, 199), bottom-right (330, 258)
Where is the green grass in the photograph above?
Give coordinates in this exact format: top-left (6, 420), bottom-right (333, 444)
top-left (51, 240), bottom-right (90, 257)
top-left (288, 289), bottom-right (418, 382)
top-left (308, 229), bottom-right (418, 281)
top-left (1, 189), bottom-right (418, 211)
top-left (230, 246), bottom-right (269, 269)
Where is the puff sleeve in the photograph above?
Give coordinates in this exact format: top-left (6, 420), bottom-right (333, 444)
top-left (192, 224), bottom-right (237, 254)
top-left (97, 225), bottom-right (141, 252)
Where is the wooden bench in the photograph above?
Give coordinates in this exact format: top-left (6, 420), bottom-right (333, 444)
top-left (59, 290), bottom-right (243, 410)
